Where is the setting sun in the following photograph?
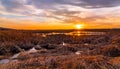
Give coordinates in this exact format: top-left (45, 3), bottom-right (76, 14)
top-left (75, 24), bottom-right (83, 29)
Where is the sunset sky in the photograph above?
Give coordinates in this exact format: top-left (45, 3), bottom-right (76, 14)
top-left (0, 0), bottom-right (120, 30)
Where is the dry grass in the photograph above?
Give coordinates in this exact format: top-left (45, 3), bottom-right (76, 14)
top-left (0, 30), bottom-right (43, 55)
top-left (0, 55), bottom-right (118, 69)
top-left (0, 30), bottom-right (120, 69)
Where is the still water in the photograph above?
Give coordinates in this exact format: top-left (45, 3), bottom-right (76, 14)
top-left (40, 31), bottom-right (106, 37)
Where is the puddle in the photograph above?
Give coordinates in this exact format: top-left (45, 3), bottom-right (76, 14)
top-left (27, 47), bottom-right (38, 53)
top-left (10, 53), bottom-right (20, 59)
top-left (0, 59), bottom-right (9, 64)
top-left (62, 42), bottom-right (67, 46)
top-left (0, 53), bottom-right (19, 64)
top-left (75, 51), bottom-right (83, 55)
top-left (84, 43), bottom-right (89, 46)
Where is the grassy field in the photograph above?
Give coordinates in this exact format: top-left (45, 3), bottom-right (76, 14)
top-left (0, 30), bottom-right (120, 69)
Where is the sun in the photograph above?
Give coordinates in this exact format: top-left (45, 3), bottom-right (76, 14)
top-left (75, 24), bottom-right (83, 29)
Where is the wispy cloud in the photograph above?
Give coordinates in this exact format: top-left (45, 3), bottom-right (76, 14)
top-left (0, 0), bottom-right (120, 29)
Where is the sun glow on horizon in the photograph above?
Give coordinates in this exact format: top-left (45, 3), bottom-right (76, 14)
top-left (75, 24), bottom-right (84, 29)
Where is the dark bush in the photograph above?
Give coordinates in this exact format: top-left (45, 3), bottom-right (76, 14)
top-left (103, 46), bottom-right (120, 57)
top-left (41, 44), bottom-right (57, 49)
top-left (0, 47), bottom-right (7, 55)
top-left (10, 46), bottom-right (22, 54)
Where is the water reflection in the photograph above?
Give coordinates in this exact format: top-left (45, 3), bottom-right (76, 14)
top-left (39, 31), bottom-right (106, 37)
top-left (42, 34), bottom-right (47, 37)
top-left (67, 31), bottom-right (105, 36)
top-left (67, 31), bottom-right (81, 36)
top-left (0, 59), bottom-right (9, 64)
top-left (37, 31), bottom-right (106, 37)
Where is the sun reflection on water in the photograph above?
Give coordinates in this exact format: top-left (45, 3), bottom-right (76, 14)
top-left (39, 31), bottom-right (106, 37)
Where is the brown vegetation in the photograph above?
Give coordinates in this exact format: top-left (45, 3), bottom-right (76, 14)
top-left (0, 30), bottom-right (120, 69)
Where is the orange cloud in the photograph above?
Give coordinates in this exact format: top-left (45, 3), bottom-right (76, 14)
top-left (0, 18), bottom-right (75, 30)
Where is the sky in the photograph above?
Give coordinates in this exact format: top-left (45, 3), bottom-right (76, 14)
top-left (0, 0), bottom-right (120, 30)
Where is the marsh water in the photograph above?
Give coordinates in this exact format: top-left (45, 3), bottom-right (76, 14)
top-left (39, 31), bottom-right (106, 37)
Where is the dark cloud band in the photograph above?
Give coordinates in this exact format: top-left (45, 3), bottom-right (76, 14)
top-left (29, 0), bottom-right (120, 9)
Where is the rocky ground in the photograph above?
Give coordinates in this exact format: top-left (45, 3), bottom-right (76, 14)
top-left (0, 30), bottom-right (120, 69)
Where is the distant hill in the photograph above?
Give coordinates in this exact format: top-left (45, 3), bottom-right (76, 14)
top-left (0, 27), bottom-right (14, 30)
